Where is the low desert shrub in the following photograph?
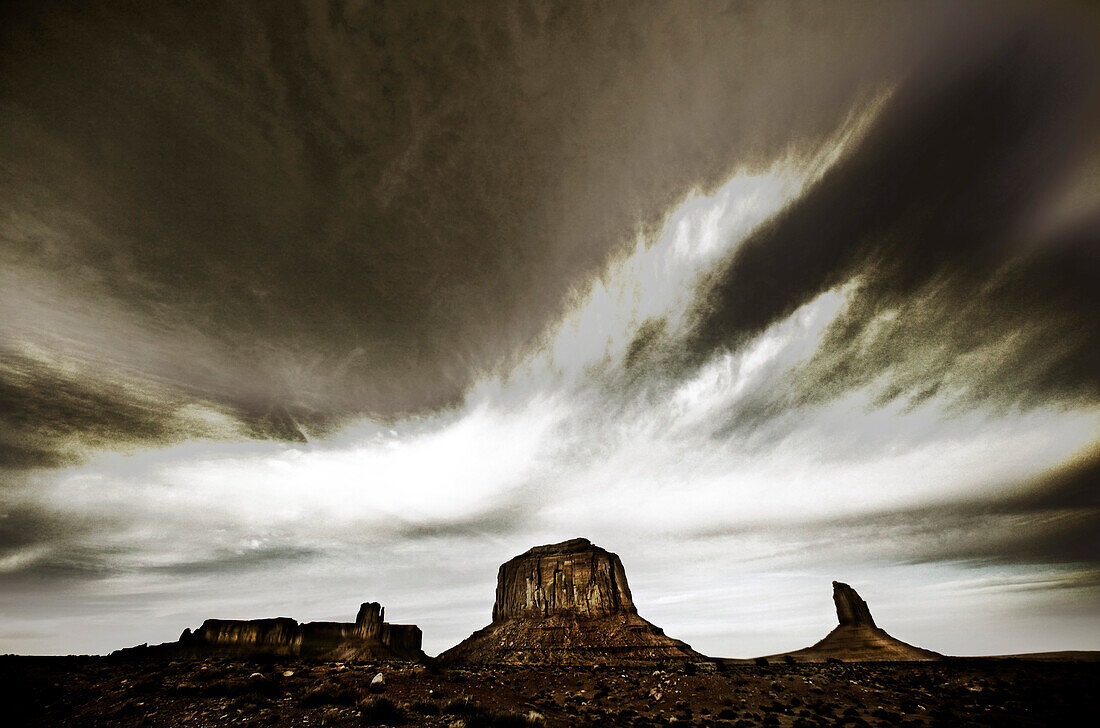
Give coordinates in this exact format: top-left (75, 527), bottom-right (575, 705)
top-left (300, 681), bottom-right (357, 707)
top-left (359, 696), bottom-right (406, 726)
top-left (441, 698), bottom-right (543, 727)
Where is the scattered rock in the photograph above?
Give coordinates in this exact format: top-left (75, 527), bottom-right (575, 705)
top-left (7, 657), bottom-right (1097, 728)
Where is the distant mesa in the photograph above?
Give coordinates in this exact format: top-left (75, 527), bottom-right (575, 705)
top-left (113, 602), bottom-right (422, 661)
top-left (109, 553), bottom-right (948, 665)
top-left (772, 581), bottom-right (941, 662)
top-left (439, 537), bottom-right (703, 665)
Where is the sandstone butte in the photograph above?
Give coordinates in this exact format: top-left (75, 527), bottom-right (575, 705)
top-left (770, 581), bottom-right (942, 662)
top-left (112, 602), bottom-right (423, 661)
top-left (439, 537), bottom-right (703, 665)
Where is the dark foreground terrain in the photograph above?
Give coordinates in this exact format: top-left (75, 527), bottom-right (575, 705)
top-left (4, 656), bottom-right (1097, 727)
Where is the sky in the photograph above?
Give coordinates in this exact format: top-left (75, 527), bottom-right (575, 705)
top-left (1, 0), bottom-right (1098, 658)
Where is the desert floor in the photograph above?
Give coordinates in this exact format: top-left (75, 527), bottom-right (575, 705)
top-left (4, 655), bottom-right (1098, 727)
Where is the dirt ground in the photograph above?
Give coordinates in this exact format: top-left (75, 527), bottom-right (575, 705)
top-left (3, 655), bottom-right (1097, 727)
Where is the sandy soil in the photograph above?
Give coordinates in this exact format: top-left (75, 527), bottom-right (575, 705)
top-left (4, 655), bottom-right (1098, 727)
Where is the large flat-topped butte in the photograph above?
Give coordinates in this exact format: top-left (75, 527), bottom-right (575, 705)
top-left (441, 538), bottom-right (702, 665)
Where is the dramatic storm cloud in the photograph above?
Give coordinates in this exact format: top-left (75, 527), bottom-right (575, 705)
top-left (1, 1), bottom-right (1098, 657)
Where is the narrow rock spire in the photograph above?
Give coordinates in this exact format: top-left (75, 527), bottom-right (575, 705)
top-left (767, 580), bottom-right (940, 661)
top-left (832, 581), bottom-right (876, 627)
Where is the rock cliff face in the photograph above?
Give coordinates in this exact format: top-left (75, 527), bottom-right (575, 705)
top-left (116, 602), bottom-right (423, 661)
top-left (492, 537), bottom-right (636, 620)
top-left (181, 618), bottom-right (302, 656)
top-left (773, 582), bottom-right (940, 662)
top-left (440, 538), bottom-right (702, 665)
top-left (833, 581), bottom-right (876, 627)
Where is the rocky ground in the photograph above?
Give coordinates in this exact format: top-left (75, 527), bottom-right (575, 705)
top-left (4, 656), bottom-right (1098, 727)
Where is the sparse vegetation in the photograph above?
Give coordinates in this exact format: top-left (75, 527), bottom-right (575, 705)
top-left (442, 697), bottom-right (544, 726)
top-left (299, 680), bottom-right (358, 707)
top-left (4, 656), bottom-right (1099, 727)
top-left (410, 698), bottom-right (441, 715)
top-left (358, 696), bottom-right (405, 725)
